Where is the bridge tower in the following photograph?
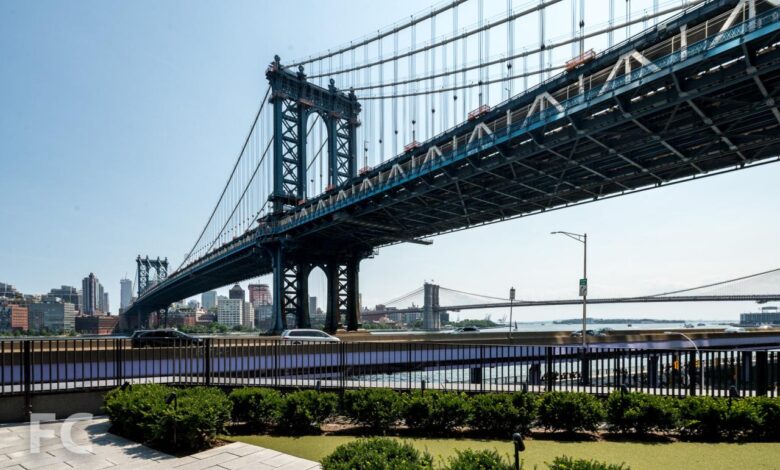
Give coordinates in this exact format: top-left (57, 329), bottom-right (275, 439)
top-left (134, 256), bottom-right (169, 327)
top-left (423, 282), bottom-right (441, 330)
top-left (265, 55), bottom-right (363, 333)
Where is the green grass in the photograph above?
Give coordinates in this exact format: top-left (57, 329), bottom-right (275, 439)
top-left (226, 435), bottom-right (780, 469)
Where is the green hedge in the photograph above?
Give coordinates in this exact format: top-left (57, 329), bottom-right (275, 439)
top-left (279, 389), bottom-right (338, 434)
top-left (228, 387), bottom-right (283, 430)
top-left (468, 392), bottom-right (537, 436)
top-left (343, 388), bottom-right (405, 432)
top-left (104, 384), bottom-right (231, 452)
top-left (321, 438), bottom-right (433, 470)
top-left (446, 449), bottom-right (514, 470)
top-left (403, 391), bottom-right (471, 434)
top-left (537, 392), bottom-right (605, 433)
top-left (606, 392), bottom-right (678, 435)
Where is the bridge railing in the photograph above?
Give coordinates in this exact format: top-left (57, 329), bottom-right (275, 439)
top-left (1, 338), bottom-right (778, 400)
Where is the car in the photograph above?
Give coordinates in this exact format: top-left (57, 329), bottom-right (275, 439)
top-left (570, 329), bottom-right (596, 337)
top-left (130, 329), bottom-right (203, 348)
top-left (724, 326), bottom-right (746, 333)
top-left (280, 329), bottom-right (341, 344)
top-left (450, 326), bottom-right (480, 334)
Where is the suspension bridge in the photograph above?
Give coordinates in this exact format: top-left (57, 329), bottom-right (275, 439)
top-left (364, 267), bottom-right (780, 328)
top-left (123, 0), bottom-right (780, 333)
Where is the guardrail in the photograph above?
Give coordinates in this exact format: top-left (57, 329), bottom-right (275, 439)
top-left (2, 339), bottom-right (779, 404)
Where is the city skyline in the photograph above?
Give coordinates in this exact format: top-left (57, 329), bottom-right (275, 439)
top-left (2, 0), bottom-right (779, 322)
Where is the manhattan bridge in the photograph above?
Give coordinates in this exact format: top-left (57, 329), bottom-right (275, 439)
top-left (124, 0), bottom-right (780, 333)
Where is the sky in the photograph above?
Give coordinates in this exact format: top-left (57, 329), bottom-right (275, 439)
top-left (1, 0), bottom-right (778, 322)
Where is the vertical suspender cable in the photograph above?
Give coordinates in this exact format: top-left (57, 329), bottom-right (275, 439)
top-left (393, 30), bottom-right (399, 156)
top-left (539, 0), bottom-right (545, 84)
top-left (452, 5), bottom-right (458, 127)
top-left (485, 22), bottom-right (490, 105)
top-left (379, 32), bottom-right (385, 163)
top-left (626, 0), bottom-right (631, 38)
top-left (507, 0), bottom-right (514, 99)
top-left (653, 0), bottom-right (659, 25)
top-left (571, 0), bottom-right (577, 58)
top-left (478, 0), bottom-right (484, 106)
top-left (609, 0), bottom-right (615, 47)
top-left (410, 18), bottom-right (416, 145)
top-left (579, 0), bottom-right (585, 56)
top-left (430, 14), bottom-right (436, 137)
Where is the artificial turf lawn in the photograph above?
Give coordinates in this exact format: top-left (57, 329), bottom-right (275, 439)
top-left (227, 434), bottom-right (780, 469)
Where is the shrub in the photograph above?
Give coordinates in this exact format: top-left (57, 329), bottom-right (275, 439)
top-left (468, 392), bottom-right (537, 436)
top-left (547, 456), bottom-right (630, 470)
top-left (403, 391), bottom-right (470, 434)
top-left (279, 390), bottom-right (338, 433)
top-left (153, 387), bottom-right (232, 452)
top-left (537, 392), bottom-right (605, 433)
top-left (229, 387), bottom-right (283, 429)
top-left (343, 388), bottom-right (404, 432)
top-left (321, 437), bottom-right (433, 470)
top-left (750, 397), bottom-right (780, 440)
top-left (104, 383), bottom-right (169, 443)
top-left (677, 396), bottom-right (728, 440)
top-left (605, 392), bottom-right (678, 435)
top-left (446, 448), bottom-right (514, 470)
top-left (104, 384), bottom-right (231, 452)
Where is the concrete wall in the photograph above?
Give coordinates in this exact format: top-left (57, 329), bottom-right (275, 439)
top-left (0, 390), bottom-right (107, 424)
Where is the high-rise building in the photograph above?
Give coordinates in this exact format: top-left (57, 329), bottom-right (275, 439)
top-left (248, 284), bottom-right (271, 306)
top-left (202, 291), bottom-right (217, 310)
top-left (82, 273), bottom-right (100, 314)
top-left (187, 299), bottom-right (200, 310)
top-left (309, 296), bottom-right (317, 317)
top-left (98, 283), bottom-right (106, 313)
top-left (217, 298), bottom-right (243, 327)
top-left (102, 292), bottom-right (110, 314)
top-left (28, 302), bottom-right (76, 332)
top-left (0, 283), bottom-right (20, 300)
top-left (243, 301), bottom-right (254, 328)
top-left (229, 284), bottom-right (245, 301)
top-left (120, 279), bottom-right (133, 309)
top-left (43, 286), bottom-right (80, 312)
top-left (0, 305), bottom-right (28, 331)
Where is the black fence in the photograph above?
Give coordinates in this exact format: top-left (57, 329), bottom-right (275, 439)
top-left (1, 338), bottom-right (778, 401)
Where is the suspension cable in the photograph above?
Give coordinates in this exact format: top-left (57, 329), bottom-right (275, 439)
top-left (288, 0), bottom-right (469, 67)
top-left (180, 87), bottom-right (270, 268)
top-left (648, 268), bottom-right (780, 297)
top-left (309, 0), bottom-right (564, 79)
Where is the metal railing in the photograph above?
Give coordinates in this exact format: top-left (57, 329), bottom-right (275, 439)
top-left (1, 338), bottom-right (778, 401)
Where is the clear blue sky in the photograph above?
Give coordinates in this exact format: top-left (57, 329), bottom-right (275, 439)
top-left (1, 0), bottom-right (778, 321)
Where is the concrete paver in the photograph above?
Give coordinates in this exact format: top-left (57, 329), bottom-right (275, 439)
top-left (0, 418), bottom-right (320, 470)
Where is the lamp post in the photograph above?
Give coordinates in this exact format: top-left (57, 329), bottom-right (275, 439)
top-left (551, 231), bottom-right (588, 348)
top-left (508, 287), bottom-right (516, 343)
top-left (663, 331), bottom-right (699, 353)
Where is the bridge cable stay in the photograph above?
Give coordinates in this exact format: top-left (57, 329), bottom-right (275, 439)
top-left (380, 287), bottom-right (426, 307)
top-left (178, 86), bottom-right (271, 269)
top-left (646, 268), bottom-right (780, 298)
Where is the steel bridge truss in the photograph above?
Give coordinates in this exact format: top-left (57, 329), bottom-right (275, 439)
top-left (269, 245), bottom-right (361, 333)
top-left (267, 55), bottom-right (361, 212)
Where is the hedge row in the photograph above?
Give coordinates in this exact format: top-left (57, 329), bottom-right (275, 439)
top-left (104, 384), bottom-right (231, 452)
top-left (229, 387), bottom-right (780, 440)
top-left (104, 384), bottom-right (780, 451)
top-left (320, 438), bottom-right (629, 470)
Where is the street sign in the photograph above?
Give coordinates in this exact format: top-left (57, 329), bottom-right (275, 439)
top-left (579, 278), bottom-right (587, 297)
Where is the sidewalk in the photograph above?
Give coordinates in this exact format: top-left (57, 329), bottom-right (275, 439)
top-left (0, 417), bottom-right (320, 470)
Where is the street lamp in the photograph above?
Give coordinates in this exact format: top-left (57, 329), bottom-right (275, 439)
top-left (663, 331), bottom-right (699, 353)
top-left (508, 287), bottom-right (516, 343)
top-left (551, 231), bottom-right (588, 349)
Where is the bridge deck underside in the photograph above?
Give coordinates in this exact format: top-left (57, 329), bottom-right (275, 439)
top-left (291, 32), bottom-right (780, 250)
top-left (130, 8), bottom-right (780, 315)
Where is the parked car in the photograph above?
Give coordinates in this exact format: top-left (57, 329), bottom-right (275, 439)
top-left (130, 329), bottom-right (203, 348)
top-left (724, 326), bottom-right (746, 333)
top-left (570, 329), bottom-right (596, 338)
top-left (450, 326), bottom-right (480, 334)
top-left (280, 329), bottom-right (341, 344)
